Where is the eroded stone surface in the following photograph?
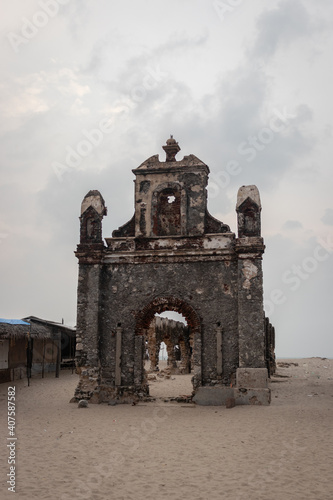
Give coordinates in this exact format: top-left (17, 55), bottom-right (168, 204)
top-left (236, 367), bottom-right (268, 388)
top-left (73, 139), bottom-right (275, 405)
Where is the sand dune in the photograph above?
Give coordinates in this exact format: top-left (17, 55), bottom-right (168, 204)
top-left (0, 358), bottom-right (332, 500)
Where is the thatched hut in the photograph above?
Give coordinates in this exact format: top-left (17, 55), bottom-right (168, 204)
top-left (22, 316), bottom-right (76, 369)
top-left (0, 317), bottom-right (75, 383)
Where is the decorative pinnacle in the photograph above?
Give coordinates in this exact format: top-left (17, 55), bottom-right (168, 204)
top-left (162, 135), bottom-right (181, 162)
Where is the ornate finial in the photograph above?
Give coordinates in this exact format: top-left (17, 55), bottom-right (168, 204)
top-left (162, 136), bottom-right (181, 162)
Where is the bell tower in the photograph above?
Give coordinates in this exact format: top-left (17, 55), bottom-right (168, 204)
top-left (126, 136), bottom-right (229, 238)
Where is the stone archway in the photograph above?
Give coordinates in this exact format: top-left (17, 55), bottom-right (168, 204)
top-left (136, 297), bottom-right (202, 390)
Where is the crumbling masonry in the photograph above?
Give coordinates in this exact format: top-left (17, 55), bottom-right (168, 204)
top-left (74, 137), bottom-right (275, 405)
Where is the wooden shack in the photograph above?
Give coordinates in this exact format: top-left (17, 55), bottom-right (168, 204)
top-left (23, 316), bottom-right (76, 369)
top-left (0, 317), bottom-right (75, 383)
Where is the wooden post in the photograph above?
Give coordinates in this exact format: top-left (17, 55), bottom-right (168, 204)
top-left (70, 331), bottom-right (74, 374)
top-left (42, 338), bottom-right (45, 379)
top-left (115, 327), bottom-right (122, 386)
top-left (216, 326), bottom-right (223, 377)
top-left (55, 332), bottom-right (61, 378)
top-left (26, 332), bottom-right (32, 386)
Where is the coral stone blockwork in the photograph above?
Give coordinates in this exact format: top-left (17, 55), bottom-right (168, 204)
top-left (73, 139), bottom-right (275, 405)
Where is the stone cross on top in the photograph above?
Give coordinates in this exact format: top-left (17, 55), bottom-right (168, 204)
top-left (162, 135), bottom-right (181, 162)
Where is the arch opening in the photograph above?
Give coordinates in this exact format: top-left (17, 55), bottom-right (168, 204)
top-left (136, 297), bottom-right (202, 398)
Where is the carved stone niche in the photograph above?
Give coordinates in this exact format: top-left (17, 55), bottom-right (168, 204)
top-left (236, 185), bottom-right (261, 238)
top-left (79, 190), bottom-right (107, 244)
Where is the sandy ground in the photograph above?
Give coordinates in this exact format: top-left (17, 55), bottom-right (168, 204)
top-left (1, 358), bottom-right (332, 500)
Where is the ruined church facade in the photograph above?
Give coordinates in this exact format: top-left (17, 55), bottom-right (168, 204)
top-left (74, 138), bottom-right (273, 405)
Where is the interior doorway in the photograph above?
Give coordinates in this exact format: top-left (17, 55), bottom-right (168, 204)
top-left (136, 296), bottom-right (202, 399)
top-left (144, 310), bottom-right (193, 399)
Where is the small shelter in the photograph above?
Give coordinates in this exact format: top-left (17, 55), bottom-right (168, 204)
top-left (0, 317), bottom-right (76, 383)
top-left (23, 316), bottom-right (76, 369)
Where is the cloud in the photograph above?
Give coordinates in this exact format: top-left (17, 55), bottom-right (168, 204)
top-left (283, 220), bottom-right (303, 231)
top-left (80, 37), bottom-right (110, 75)
top-left (184, 66), bottom-right (317, 221)
top-left (151, 31), bottom-right (209, 56)
top-left (102, 31), bottom-right (208, 98)
top-left (0, 68), bottom-right (91, 132)
top-left (321, 208), bottom-right (333, 226)
top-left (263, 233), bottom-right (333, 356)
top-left (251, 0), bottom-right (324, 60)
top-left (0, 0), bottom-right (332, 357)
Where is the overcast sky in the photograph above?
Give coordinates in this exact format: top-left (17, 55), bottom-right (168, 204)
top-left (1, 0), bottom-right (332, 357)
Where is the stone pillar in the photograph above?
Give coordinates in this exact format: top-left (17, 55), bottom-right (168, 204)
top-left (165, 337), bottom-right (177, 370)
top-left (265, 317), bottom-right (276, 377)
top-left (235, 257), bottom-right (270, 404)
top-left (234, 186), bottom-right (270, 404)
top-left (73, 190), bottom-right (106, 401)
top-left (189, 334), bottom-right (194, 371)
top-left (216, 325), bottom-right (223, 377)
top-left (236, 186), bottom-right (265, 369)
top-left (115, 326), bottom-right (122, 386)
top-left (179, 338), bottom-right (191, 374)
top-left (76, 263), bottom-right (102, 368)
top-left (192, 329), bottom-right (202, 389)
top-left (134, 335), bottom-right (145, 386)
top-left (236, 254), bottom-right (265, 368)
top-left (73, 262), bottom-right (104, 402)
top-left (146, 319), bottom-right (159, 371)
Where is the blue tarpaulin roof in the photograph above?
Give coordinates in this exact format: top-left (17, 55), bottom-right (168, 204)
top-left (0, 319), bottom-right (30, 325)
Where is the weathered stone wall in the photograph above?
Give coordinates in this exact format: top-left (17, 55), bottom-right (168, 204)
top-left (73, 139), bottom-right (274, 405)
top-left (237, 254), bottom-right (265, 368)
top-left (76, 264), bottom-right (101, 368)
top-left (97, 258), bottom-right (239, 389)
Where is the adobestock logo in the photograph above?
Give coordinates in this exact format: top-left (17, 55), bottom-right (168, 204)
top-left (264, 234), bottom-right (333, 317)
top-left (6, 0), bottom-right (71, 54)
top-left (52, 118), bottom-right (114, 182)
top-left (212, 0), bottom-right (243, 22)
top-left (237, 108), bottom-right (294, 162)
top-left (113, 65), bottom-right (167, 109)
top-left (207, 107), bottom-right (295, 198)
top-left (52, 64), bottom-right (168, 182)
